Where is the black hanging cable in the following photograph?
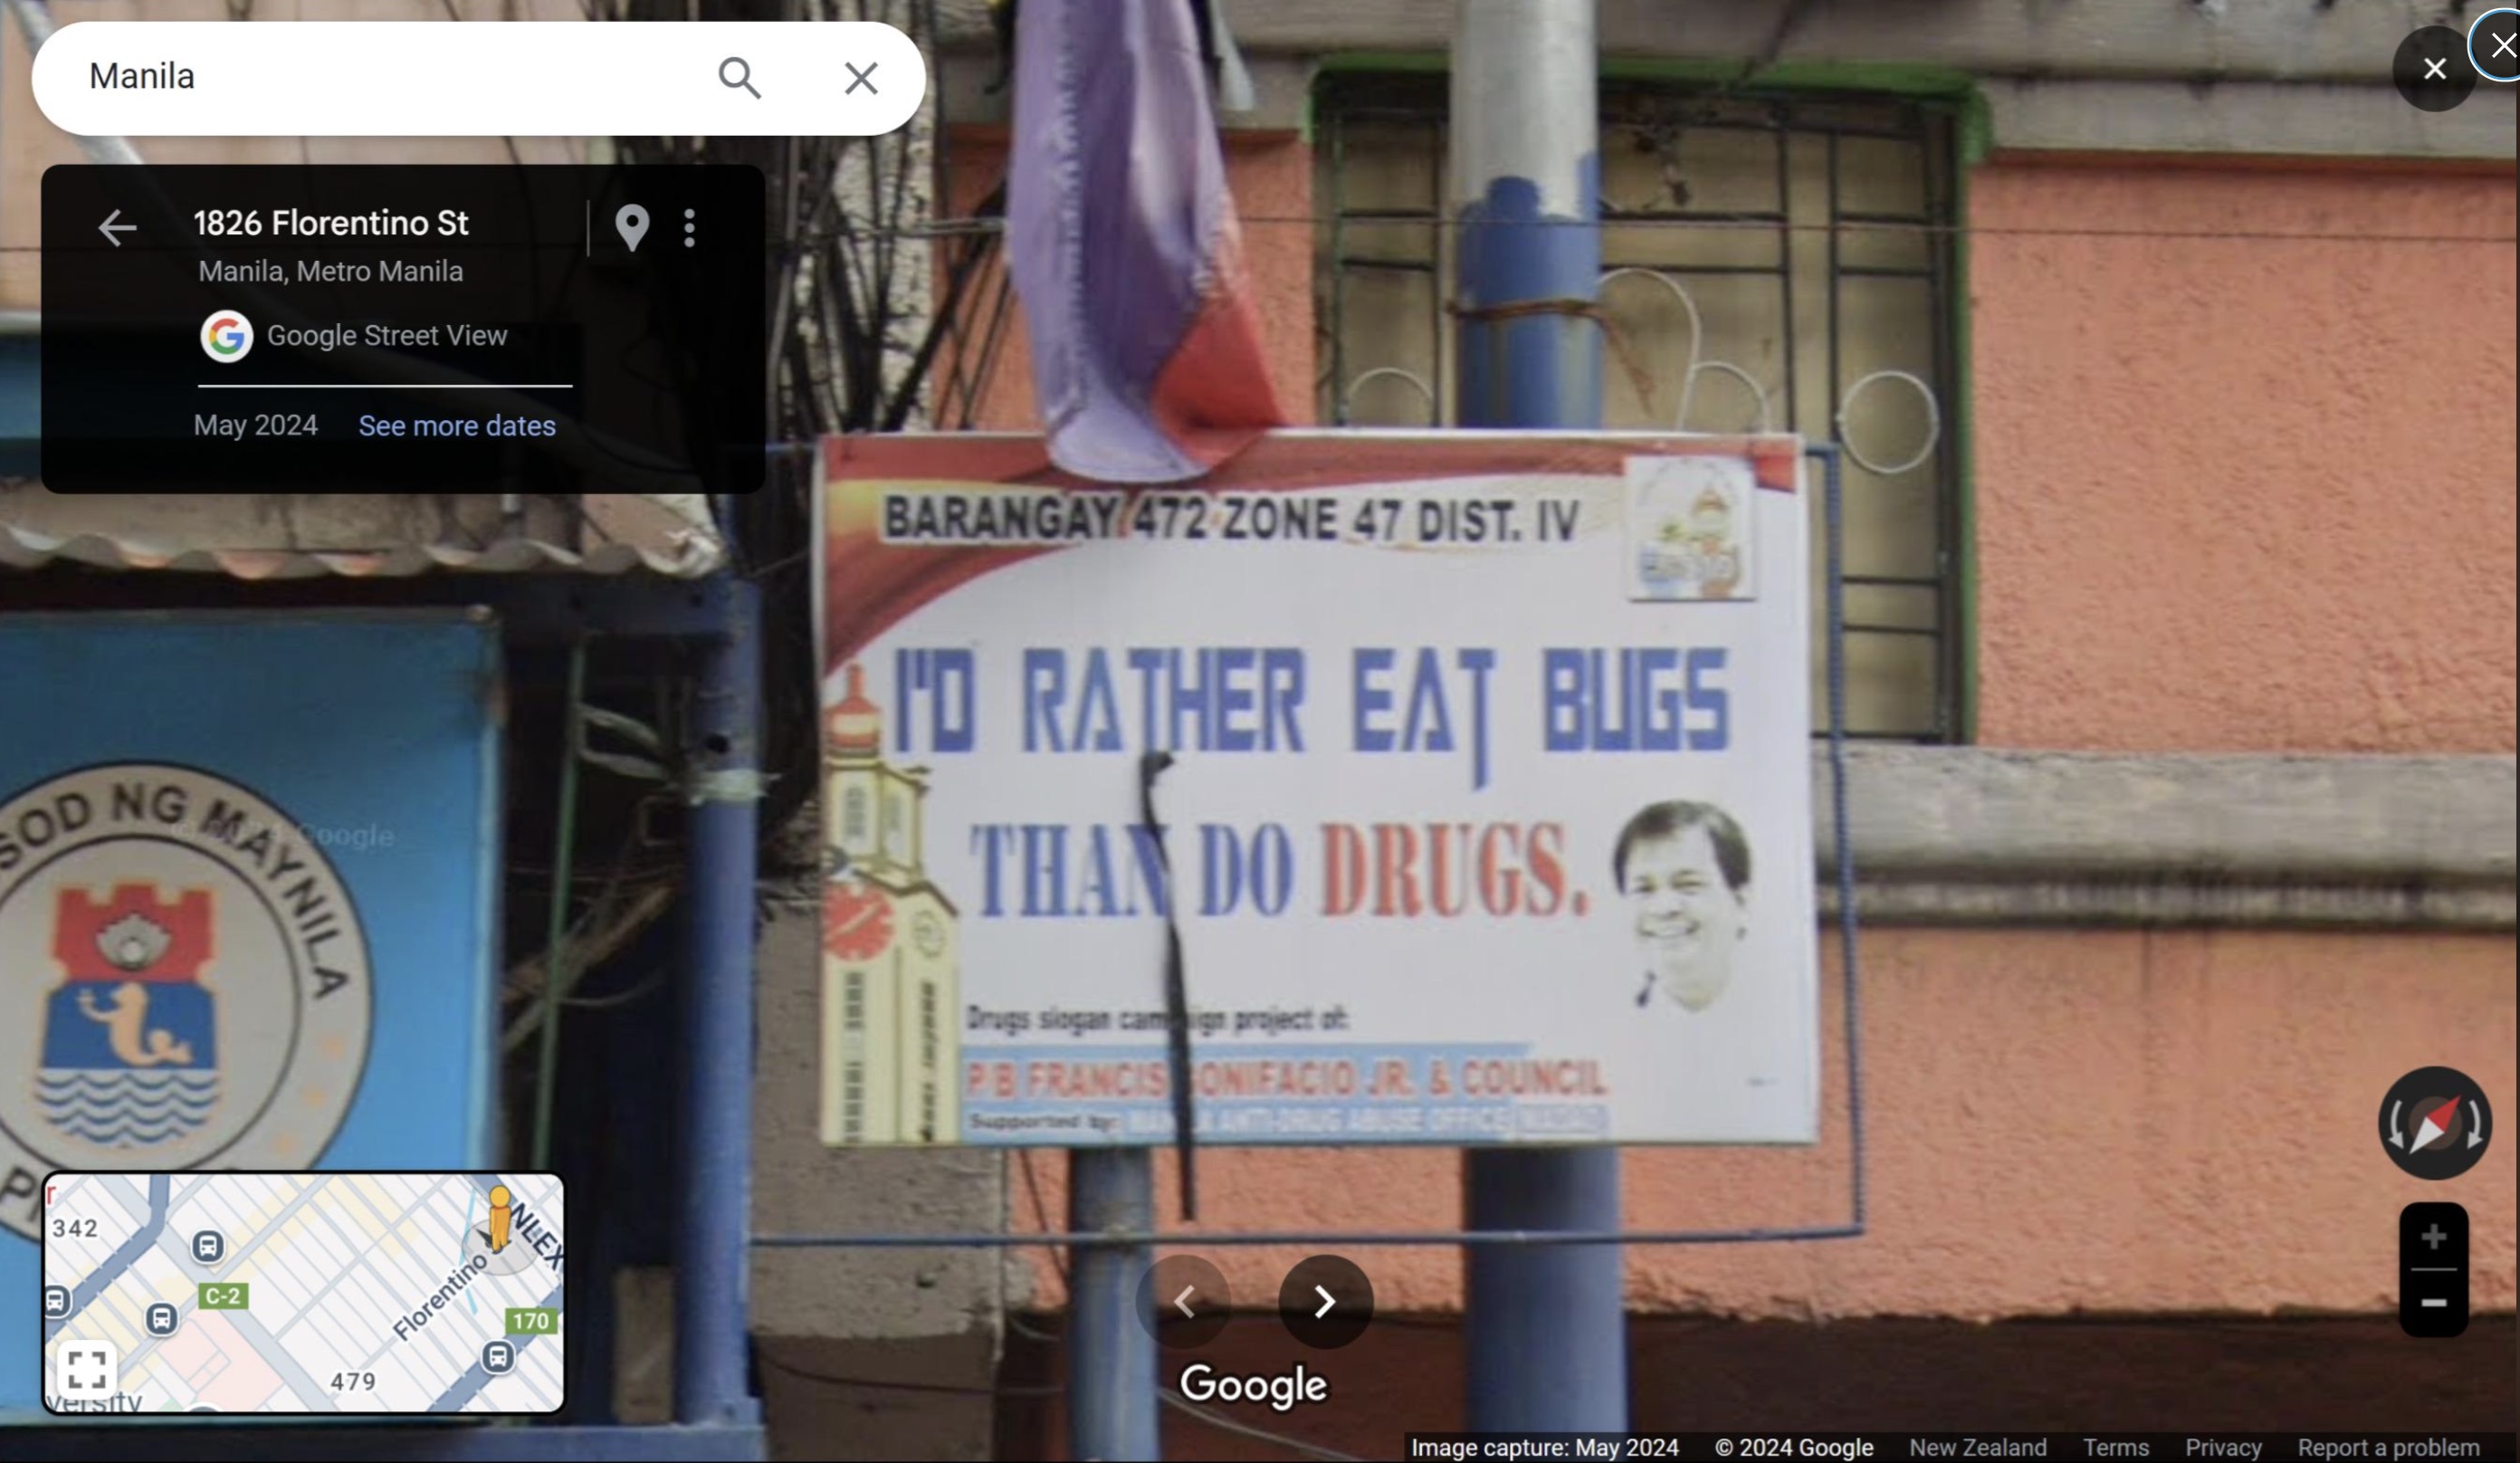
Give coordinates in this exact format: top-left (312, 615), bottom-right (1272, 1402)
top-left (1138, 750), bottom-right (1198, 1220)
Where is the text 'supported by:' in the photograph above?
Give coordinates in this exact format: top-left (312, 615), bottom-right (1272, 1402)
top-left (1401, 1437), bottom-right (2515, 1462)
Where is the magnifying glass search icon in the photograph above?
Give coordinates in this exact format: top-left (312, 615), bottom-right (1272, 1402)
top-left (721, 56), bottom-right (760, 99)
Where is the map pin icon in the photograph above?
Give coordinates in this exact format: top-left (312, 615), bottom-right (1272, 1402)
top-left (615, 205), bottom-right (649, 253)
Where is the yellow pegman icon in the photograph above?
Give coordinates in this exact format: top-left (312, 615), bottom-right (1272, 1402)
top-left (488, 1184), bottom-right (513, 1253)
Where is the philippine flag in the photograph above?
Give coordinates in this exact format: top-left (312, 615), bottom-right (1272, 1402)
top-left (1006, 0), bottom-right (1285, 484)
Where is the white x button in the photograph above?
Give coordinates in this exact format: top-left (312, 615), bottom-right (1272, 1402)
top-left (2473, 8), bottom-right (2520, 82)
top-left (2424, 57), bottom-right (2448, 78)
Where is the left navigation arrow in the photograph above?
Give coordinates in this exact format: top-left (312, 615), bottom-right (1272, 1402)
top-left (98, 209), bottom-right (138, 246)
top-left (1137, 1256), bottom-right (1230, 1349)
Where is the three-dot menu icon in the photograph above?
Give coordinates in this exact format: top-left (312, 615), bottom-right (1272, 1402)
top-left (616, 204), bottom-right (699, 251)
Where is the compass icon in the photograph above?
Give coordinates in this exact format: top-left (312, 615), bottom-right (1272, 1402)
top-left (2379, 1066), bottom-right (2493, 1181)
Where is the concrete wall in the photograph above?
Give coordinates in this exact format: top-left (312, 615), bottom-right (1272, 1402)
top-left (750, 904), bottom-right (1022, 1461)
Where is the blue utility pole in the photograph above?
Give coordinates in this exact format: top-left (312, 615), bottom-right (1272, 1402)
top-left (1451, 0), bottom-right (1629, 1434)
top-left (1069, 1149), bottom-right (1160, 1459)
top-left (674, 579), bottom-right (765, 1428)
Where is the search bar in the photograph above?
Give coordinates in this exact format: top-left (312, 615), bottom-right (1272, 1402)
top-left (31, 22), bottom-right (923, 137)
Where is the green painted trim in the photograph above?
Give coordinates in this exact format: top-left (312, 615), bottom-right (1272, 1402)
top-left (1316, 51), bottom-right (1980, 94)
top-left (1949, 127), bottom-right (1983, 746)
top-left (1957, 88), bottom-right (1995, 167)
top-left (1312, 50), bottom-right (1449, 75)
top-left (1312, 53), bottom-right (1998, 167)
top-left (1600, 58), bottom-right (1975, 96)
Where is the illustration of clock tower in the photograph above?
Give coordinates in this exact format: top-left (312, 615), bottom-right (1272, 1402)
top-left (819, 660), bottom-right (961, 1146)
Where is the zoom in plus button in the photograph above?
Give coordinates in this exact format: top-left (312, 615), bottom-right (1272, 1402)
top-left (1278, 1254), bottom-right (1373, 1349)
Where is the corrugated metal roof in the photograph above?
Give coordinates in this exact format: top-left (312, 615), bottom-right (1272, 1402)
top-left (0, 487), bottom-right (725, 579)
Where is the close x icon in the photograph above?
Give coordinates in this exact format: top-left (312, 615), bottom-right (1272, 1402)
top-left (2391, 13), bottom-right (2520, 111)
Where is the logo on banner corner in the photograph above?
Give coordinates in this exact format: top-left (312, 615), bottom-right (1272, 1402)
top-left (1627, 455), bottom-right (1755, 603)
top-left (0, 764), bottom-right (372, 1243)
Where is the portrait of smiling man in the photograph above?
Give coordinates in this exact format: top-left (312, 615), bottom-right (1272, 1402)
top-left (1612, 798), bottom-right (1752, 1014)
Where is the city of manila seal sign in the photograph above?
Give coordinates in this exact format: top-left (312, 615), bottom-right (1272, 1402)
top-left (0, 764), bottom-right (372, 1242)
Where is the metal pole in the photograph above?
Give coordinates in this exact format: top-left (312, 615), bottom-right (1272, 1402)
top-left (673, 579), bottom-right (764, 1426)
top-left (530, 639), bottom-right (587, 1172)
top-left (1068, 1147), bottom-right (1160, 1461)
top-left (1451, 0), bottom-right (1627, 1434)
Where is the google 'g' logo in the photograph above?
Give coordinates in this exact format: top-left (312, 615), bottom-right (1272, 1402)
top-left (199, 311), bottom-right (253, 363)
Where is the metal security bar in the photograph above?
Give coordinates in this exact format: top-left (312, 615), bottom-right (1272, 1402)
top-left (1320, 76), bottom-right (1965, 742)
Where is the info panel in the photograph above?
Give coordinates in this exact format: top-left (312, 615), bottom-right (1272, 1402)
top-left (42, 1171), bottom-right (564, 1416)
top-left (40, 165), bottom-right (764, 494)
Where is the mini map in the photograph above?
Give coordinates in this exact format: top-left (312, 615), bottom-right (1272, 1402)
top-left (41, 1171), bottom-right (562, 1415)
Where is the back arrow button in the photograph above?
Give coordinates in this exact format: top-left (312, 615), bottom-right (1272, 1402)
top-left (1135, 1256), bottom-right (1229, 1348)
top-left (99, 210), bottom-right (138, 247)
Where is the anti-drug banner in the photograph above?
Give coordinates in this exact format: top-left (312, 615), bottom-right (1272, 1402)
top-left (817, 433), bottom-right (1818, 1148)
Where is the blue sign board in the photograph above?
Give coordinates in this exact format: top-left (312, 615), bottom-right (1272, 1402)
top-left (0, 611), bottom-right (502, 1420)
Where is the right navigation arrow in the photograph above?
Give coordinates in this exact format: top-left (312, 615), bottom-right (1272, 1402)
top-left (1313, 1285), bottom-right (1336, 1319)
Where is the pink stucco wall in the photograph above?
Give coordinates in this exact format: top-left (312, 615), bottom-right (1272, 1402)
top-left (952, 150), bottom-right (2516, 1319)
top-left (1970, 160), bottom-right (2518, 754)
